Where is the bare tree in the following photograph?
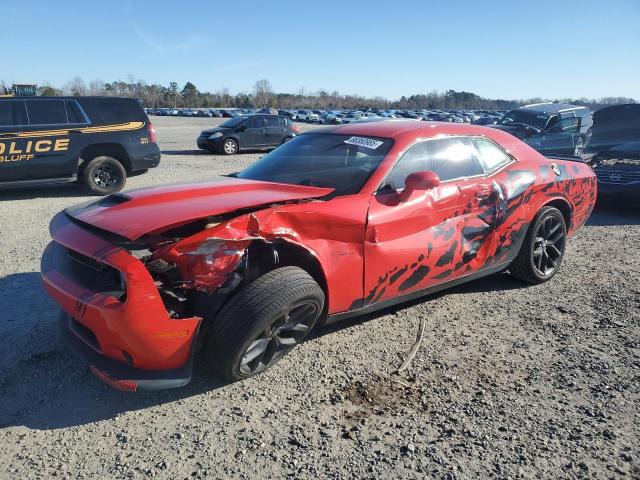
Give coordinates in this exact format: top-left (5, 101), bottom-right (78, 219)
top-left (253, 79), bottom-right (273, 107)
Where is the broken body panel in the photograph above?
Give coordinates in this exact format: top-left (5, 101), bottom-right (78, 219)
top-left (41, 121), bottom-right (597, 390)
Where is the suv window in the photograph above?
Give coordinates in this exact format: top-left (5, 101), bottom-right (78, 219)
top-left (25, 100), bottom-right (67, 125)
top-left (548, 117), bottom-right (580, 134)
top-left (0, 101), bottom-right (16, 126)
top-left (471, 138), bottom-right (511, 173)
top-left (65, 101), bottom-right (86, 123)
top-left (79, 99), bottom-right (145, 124)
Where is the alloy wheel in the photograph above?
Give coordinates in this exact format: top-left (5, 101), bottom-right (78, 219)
top-left (93, 165), bottom-right (119, 189)
top-left (224, 140), bottom-right (237, 154)
top-left (532, 216), bottom-right (565, 277)
top-left (239, 302), bottom-right (318, 375)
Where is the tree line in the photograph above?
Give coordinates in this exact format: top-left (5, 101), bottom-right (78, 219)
top-left (1, 76), bottom-right (636, 111)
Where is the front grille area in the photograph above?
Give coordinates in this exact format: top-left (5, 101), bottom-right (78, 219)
top-left (594, 169), bottom-right (640, 185)
top-left (63, 246), bottom-right (125, 299)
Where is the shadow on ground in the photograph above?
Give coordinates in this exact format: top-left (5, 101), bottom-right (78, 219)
top-left (587, 199), bottom-right (640, 226)
top-left (0, 184), bottom-right (89, 200)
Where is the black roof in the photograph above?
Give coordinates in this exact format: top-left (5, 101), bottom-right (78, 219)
top-left (519, 103), bottom-right (588, 114)
top-left (2, 96), bottom-right (139, 102)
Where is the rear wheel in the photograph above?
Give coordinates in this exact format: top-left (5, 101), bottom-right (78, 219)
top-left (509, 206), bottom-right (567, 284)
top-left (82, 156), bottom-right (126, 195)
top-left (205, 266), bottom-right (324, 381)
top-left (222, 138), bottom-right (238, 155)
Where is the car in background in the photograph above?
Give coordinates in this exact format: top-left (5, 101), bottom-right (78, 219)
top-left (278, 110), bottom-right (298, 121)
top-left (197, 114), bottom-right (300, 154)
top-left (197, 109), bottom-right (213, 117)
top-left (585, 104), bottom-right (640, 200)
top-left (492, 103), bottom-right (592, 157)
top-left (296, 110), bottom-right (320, 123)
top-left (0, 96), bottom-right (160, 194)
top-left (43, 120), bottom-right (596, 390)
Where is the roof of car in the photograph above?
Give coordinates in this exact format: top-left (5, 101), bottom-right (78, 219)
top-left (519, 103), bottom-right (588, 114)
top-left (2, 96), bottom-right (139, 102)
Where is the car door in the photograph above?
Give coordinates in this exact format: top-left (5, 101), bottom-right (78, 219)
top-left (19, 99), bottom-right (82, 180)
top-left (0, 99), bottom-right (28, 181)
top-left (265, 116), bottom-right (285, 146)
top-left (363, 136), bottom-right (500, 305)
top-left (241, 116), bottom-right (267, 147)
top-left (537, 116), bottom-right (581, 155)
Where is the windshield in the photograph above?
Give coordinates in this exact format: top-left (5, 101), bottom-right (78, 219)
top-left (237, 133), bottom-right (394, 196)
top-left (220, 116), bottom-right (248, 128)
top-left (499, 110), bottom-right (549, 129)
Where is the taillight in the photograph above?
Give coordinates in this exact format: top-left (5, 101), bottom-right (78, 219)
top-left (147, 122), bottom-right (157, 144)
top-left (290, 123), bottom-right (300, 133)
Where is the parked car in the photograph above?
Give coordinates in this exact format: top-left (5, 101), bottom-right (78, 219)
top-left (42, 121), bottom-right (596, 390)
top-left (0, 96), bottom-right (160, 194)
top-left (492, 103), bottom-right (592, 157)
top-left (196, 109), bottom-right (213, 118)
top-left (296, 110), bottom-right (320, 123)
top-left (585, 104), bottom-right (640, 200)
top-left (197, 114), bottom-right (299, 154)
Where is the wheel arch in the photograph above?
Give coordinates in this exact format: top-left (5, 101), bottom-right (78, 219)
top-left (79, 143), bottom-right (132, 173)
top-left (541, 197), bottom-right (572, 230)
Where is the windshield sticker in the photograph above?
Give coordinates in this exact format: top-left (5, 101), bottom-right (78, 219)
top-left (344, 136), bottom-right (384, 150)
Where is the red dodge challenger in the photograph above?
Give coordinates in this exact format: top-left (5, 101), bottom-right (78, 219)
top-left (41, 121), bottom-right (597, 391)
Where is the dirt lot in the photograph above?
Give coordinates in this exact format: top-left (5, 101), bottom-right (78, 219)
top-left (0, 116), bottom-right (638, 479)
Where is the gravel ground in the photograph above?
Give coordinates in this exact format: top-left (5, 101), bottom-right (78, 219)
top-left (0, 116), bottom-right (638, 479)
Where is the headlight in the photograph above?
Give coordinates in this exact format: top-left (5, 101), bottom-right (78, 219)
top-left (208, 132), bottom-right (223, 139)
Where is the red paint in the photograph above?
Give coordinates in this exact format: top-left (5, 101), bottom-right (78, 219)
top-left (43, 121), bottom-right (597, 385)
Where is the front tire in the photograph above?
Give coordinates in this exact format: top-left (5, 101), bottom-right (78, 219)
top-left (222, 138), bottom-right (238, 155)
top-left (82, 156), bottom-right (126, 195)
top-left (509, 206), bottom-right (567, 284)
top-left (205, 266), bottom-right (324, 381)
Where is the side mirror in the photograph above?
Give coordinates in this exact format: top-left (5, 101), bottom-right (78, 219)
top-left (398, 171), bottom-right (440, 202)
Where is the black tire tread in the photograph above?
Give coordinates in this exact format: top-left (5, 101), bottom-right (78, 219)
top-left (81, 156), bottom-right (126, 195)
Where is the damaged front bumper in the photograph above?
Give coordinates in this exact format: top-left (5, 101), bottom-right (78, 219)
top-left (41, 212), bottom-right (202, 391)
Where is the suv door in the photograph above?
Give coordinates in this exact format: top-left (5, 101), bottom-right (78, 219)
top-left (538, 115), bottom-right (581, 156)
top-left (363, 136), bottom-right (499, 305)
top-left (19, 99), bottom-right (86, 180)
top-left (0, 100), bottom-right (28, 181)
top-left (265, 116), bottom-right (285, 146)
top-left (241, 116), bottom-right (267, 147)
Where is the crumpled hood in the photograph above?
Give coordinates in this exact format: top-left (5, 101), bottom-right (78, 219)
top-left (65, 178), bottom-right (334, 241)
top-left (490, 124), bottom-right (537, 140)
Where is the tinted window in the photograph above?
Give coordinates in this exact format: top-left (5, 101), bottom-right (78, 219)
top-left (65, 101), bottom-right (85, 123)
top-left (429, 137), bottom-right (484, 181)
top-left (0, 101), bottom-right (15, 126)
top-left (79, 99), bottom-right (145, 124)
top-left (471, 138), bottom-right (511, 172)
top-left (247, 116), bottom-right (266, 128)
top-left (500, 109), bottom-right (550, 129)
top-left (26, 100), bottom-right (67, 125)
top-left (549, 117), bottom-right (580, 133)
top-left (238, 133), bottom-right (393, 196)
top-left (266, 117), bottom-right (280, 128)
top-left (220, 116), bottom-right (248, 128)
top-left (383, 142), bottom-right (432, 190)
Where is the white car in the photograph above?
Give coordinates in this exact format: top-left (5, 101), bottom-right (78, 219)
top-left (297, 110), bottom-right (320, 123)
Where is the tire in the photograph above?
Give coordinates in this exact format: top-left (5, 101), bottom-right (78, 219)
top-left (509, 206), bottom-right (567, 284)
top-left (81, 156), bottom-right (126, 195)
top-left (222, 138), bottom-right (238, 155)
top-left (204, 266), bottom-right (324, 381)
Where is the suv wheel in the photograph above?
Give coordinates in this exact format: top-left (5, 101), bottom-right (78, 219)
top-left (222, 139), bottom-right (238, 155)
top-left (82, 156), bottom-right (127, 195)
top-left (204, 266), bottom-right (324, 381)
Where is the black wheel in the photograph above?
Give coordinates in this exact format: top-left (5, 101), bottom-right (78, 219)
top-left (510, 206), bottom-right (567, 284)
top-left (574, 137), bottom-right (585, 157)
top-left (82, 156), bottom-right (126, 195)
top-left (222, 138), bottom-right (238, 155)
top-left (204, 266), bottom-right (324, 381)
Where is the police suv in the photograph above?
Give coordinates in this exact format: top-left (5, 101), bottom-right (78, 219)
top-left (0, 97), bottom-right (160, 195)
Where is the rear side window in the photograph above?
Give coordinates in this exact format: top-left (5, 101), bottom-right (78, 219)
top-left (79, 99), bottom-right (145, 124)
top-left (65, 101), bottom-right (86, 123)
top-left (247, 116), bottom-right (266, 128)
top-left (25, 100), bottom-right (67, 125)
top-left (266, 117), bottom-right (281, 128)
top-left (471, 138), bottom-right (511, 173)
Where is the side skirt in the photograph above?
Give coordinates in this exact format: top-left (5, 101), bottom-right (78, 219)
top-left (326, 261), bottom-right (511, 324)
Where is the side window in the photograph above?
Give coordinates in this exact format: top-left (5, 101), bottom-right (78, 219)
top-left (549, 117), bottom-right (580, 134)
top-left (428, 137), bottom-right (484, 181)
top-left (383, 142), bottom-right (432, 191)
top-left (25, 100), bottom-right (67, 125)
top-left (247, 116), bottom-right (266, 128)
top-left (266, 117), bottom-right (280, 128)
top-left (471, 137), bottom-right (511, 173)
top-left (0, 101), bottom-right (15, 126)
top-left (65, 101), bottom-right (86, 123)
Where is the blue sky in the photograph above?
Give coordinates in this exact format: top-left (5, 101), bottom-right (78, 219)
top-left (2, 0), bottom-right (639, 100)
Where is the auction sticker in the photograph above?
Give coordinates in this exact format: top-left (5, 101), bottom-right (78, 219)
top-left (344, 136), bottom-right (384, 149)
